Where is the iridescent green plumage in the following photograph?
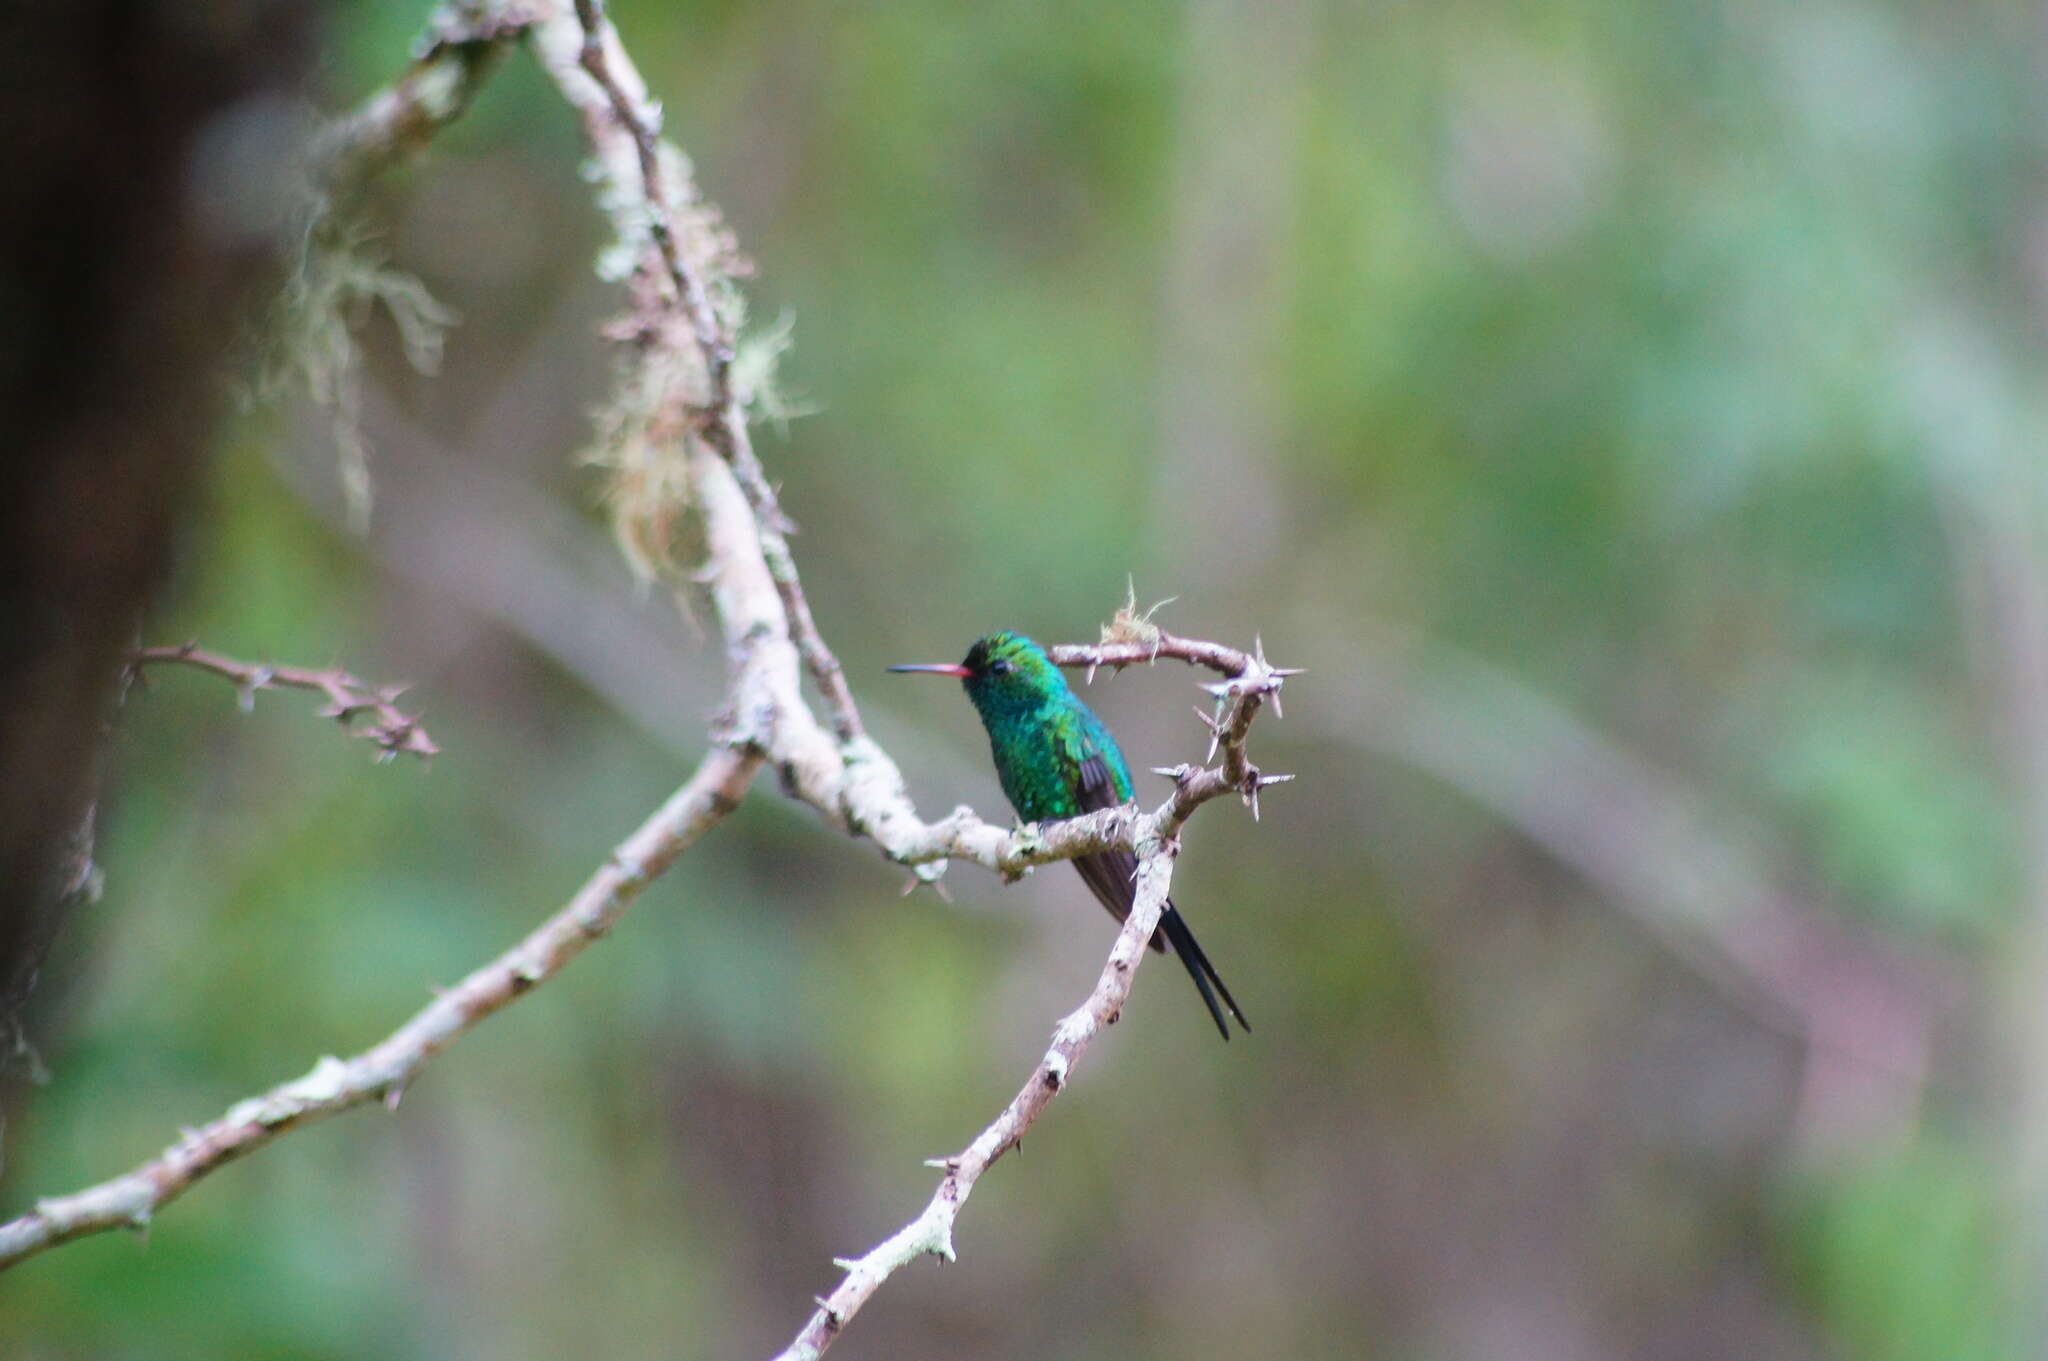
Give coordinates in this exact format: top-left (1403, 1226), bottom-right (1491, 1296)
top-left (968, 639), bottom-right (1130, 821)
top-left (891, 632), bottom-right (1248, 1040)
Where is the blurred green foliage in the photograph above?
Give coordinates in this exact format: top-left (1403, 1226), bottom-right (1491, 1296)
top-left (8, 1), bottom-right (2048, 1358)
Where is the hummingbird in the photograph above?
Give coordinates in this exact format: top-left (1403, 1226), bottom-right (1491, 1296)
top-left (890, 632), bottom-right (1248, 1040)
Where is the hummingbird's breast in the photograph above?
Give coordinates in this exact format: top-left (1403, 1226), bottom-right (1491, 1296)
top-left (987, 710), bottom-right (1080, 823)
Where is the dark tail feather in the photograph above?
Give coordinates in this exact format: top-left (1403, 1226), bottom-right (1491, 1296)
top-left (1158, 905), bottom-right (1249, 1041)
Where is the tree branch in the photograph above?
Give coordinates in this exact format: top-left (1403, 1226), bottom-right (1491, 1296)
top-left (126, 643), bottom-right (441, 762)
top-left (773, 842), bottom-right (1181, 1361)
top-left (540, 0), bottom-right (864, 742)
top-left (0, 743), bottom-right (761, 1271)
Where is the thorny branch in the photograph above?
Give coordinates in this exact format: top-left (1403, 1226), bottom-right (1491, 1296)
top-left (774, 845), bottom-right (1181, 1361)
top-left (0, 12), bottom-right (1300, 1356)
top-left (0, 745), bottom-right (760, 1270)
top-left (126, 644), bottom-right (440, 762)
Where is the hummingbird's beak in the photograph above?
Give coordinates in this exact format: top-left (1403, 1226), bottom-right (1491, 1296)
top-left (887, 663), bottom-right (973, 677)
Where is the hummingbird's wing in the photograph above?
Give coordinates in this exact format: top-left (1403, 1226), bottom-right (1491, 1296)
top-left (1070, 753), bottom-right (1248, 1040)
top-left (1067, 752), bottom-right (1165, 954)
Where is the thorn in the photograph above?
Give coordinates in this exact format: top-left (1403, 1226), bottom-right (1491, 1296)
top-left (384, 1084), bottom-right (406, 1112)
top-left (906, 860), bottom-right (952, 899)
top-left (832, 1257), bottom-right (861, 1273)
top-left (1243, 771), bottom-right (1294, 821)
top-left (924, 1155), bottom-right (960, 1171)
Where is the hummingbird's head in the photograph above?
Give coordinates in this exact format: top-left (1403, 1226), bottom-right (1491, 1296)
top-left (888, 631), bottom-right (1068, 721)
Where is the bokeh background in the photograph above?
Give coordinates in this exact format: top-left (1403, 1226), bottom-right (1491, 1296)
top-left (8, 1), bottom-right (2048, 1357)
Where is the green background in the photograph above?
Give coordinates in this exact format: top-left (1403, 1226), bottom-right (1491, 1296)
top-left (8, 2), bottom-right (2048, 1357)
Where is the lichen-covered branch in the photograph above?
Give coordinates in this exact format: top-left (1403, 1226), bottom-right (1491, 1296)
top-left (535, 0), bottom-right (865, 743)
top-left (0, 744), bottom-right (761, 1270)
top-left (126, 643), bottom-right (441, 761)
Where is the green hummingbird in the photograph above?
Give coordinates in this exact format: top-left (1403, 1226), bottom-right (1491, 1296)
top-left (890, 632), bottom-right (1248, 1040)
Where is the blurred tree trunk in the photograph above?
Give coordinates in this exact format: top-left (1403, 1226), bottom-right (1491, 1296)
top-left (0, 1), bottom-right (315, 1110)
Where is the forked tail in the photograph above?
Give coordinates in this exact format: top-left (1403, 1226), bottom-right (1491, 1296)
top-left (1158, 904), bottom-right (1249, 1042)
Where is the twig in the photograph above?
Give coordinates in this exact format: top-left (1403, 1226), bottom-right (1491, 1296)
top-left (772, 843), bottom-right (1179, 1361)
top-left (0, 744), bottom-right (761, 1270)
top-left (311, 2), bottom-right (539, 186)
top-left (125, 644), bottom-right (440, 762)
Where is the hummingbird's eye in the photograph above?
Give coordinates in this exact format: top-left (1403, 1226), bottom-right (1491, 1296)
top-left (988, 659), bottom-right (1012, 676)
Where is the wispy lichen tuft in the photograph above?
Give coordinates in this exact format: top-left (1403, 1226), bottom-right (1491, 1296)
top-left (734, 308), bottom-right (816, 438)
top-left (244, 201), bottom-right (456, 531)
top-left (585, 277), bottom-right (801, 586)
top-left (1100, 577), bottom-right (1178, 649)
top-left (584, 304), bottom-right (705, 586)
